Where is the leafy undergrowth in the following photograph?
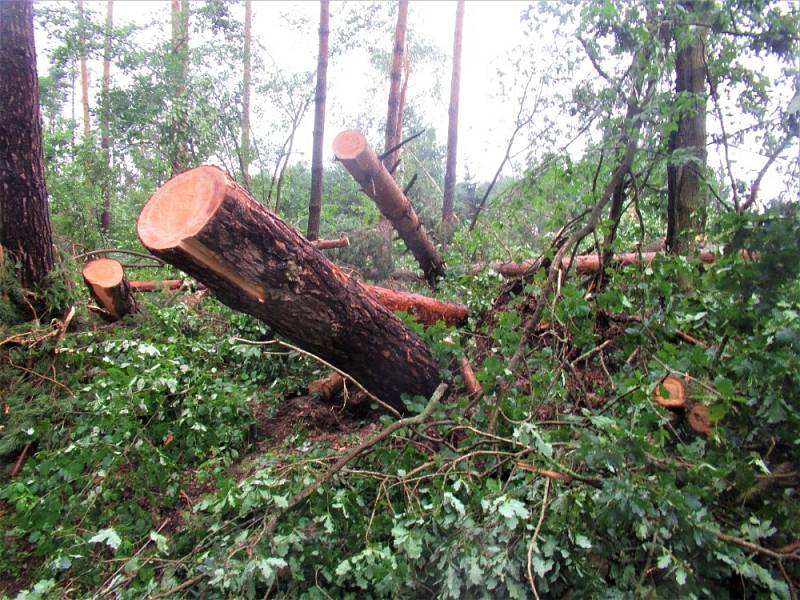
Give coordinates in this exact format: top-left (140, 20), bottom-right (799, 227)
top-left (2, 212), bottom-right (799, 599)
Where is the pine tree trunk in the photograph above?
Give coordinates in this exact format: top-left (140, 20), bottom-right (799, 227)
top-left (138, 166), bottom-right (441, 413)
top-left (306, 0), bottom-right (329, 241)
top-left (667, 18), bottom-right (707, 255)
top-left (170, 0), bottom-right (190, 176)
top-left (239, 0), bottom-right (252, 189)
top-left (100, 0), bottom-right (114, 234)
top-left (442, 0), bottom-right (464, 229)
top-left (78, 0), bottom-right (91, 136)
top-left (384, 0), bottom-right (408, 171)
top-left (0, 0), bottom-right (57, 292)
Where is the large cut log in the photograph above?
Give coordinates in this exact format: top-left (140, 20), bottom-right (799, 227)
top-left (81, 258), bottom-right (139, 321)
top-left (332, 130), bottom-right (446, 284)
top-left (365, 284), bottom-right (468, 327)
top-left (137, 165), bottom-right (440, 413)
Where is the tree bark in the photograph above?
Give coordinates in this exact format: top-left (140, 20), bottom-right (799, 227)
top-left (78, 0), bottom-right (91, 136)
top-left (82, 258), bottom-right (139, 321)
top-left (0, 0), bottom-right (57, 292)
top-left (239, 0), bottom-right (252, 189)
top-left (306, 0), bottom-right (329, 241)
top-left (384, 0), bottom-right (408, 171)
top-left (170, 0), bottom-right (190, 176)
top-left (666, 16), bottom-right (707, 255)
top-left (442, 0), bottom-right (464, 229)
top-left (364, 284), bottom-right (468, 327)
top-left (333, 130), bottom-right (446, 284)
top-left (100, 0), bottom-right (114, 234)
top-left (138, 166), bottom-right (440, 413)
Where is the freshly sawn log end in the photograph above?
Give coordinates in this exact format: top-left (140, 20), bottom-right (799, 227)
top-left (137, 165), bottom-right (441, 414)
top-left (654, 375), bottom-right (687, 409)
top-left (81, 258), bottom-right (139, 321)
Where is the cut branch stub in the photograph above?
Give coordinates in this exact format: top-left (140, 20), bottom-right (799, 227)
top-left (332, 130), bottom-right (446, 284)
top-left (137, 165), bottom-right (440, 414)
top-left (654, 375), bottom-right (687, 409)
top-left (687, 403), bottom-right (713, 435)
top-left (81, 258), bottom-right (139, 321)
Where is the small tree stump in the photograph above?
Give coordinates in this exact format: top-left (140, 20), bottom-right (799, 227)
top-left (81, 258), bottom-right (139, 321)
top-left (654, 375), bottom-right (687, 409)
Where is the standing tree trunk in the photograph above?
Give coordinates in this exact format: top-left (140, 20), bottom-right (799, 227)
top-left (376, 0), bottom-right (410, 272)
top-left (442, 0), bottom-right (464, 230)
top-left (666, 17), bottom-right (707, 255)
top-left (0, 0), bottom-right (57, 293)
top-left (239, 0), bottom-right (252, 190)
top-left (384, 0), bottom-right (408, 171)
top-left (306, 0), bottom-right (329, 241)
top-left (100, 0), bottom-right (114, 234)
top-left (170, 0), bottom-right (190, 176)
top-left (78, 0), bottom-right (91, 136)
top-left (138, 166), bottom-right (440, 413)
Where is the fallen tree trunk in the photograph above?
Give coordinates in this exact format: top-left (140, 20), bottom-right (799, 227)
top-left (481, 250), bottom-right (717, 277)
top-left (313, 237), bottom-right (350, 250)
top-left (365, 284), bottom-right (468, 327)
top-left (332, 130), bottom-right (446, 284)
top-left (129, 279), bottom-right (184, 292)
top-left (81, 258), bottom-right (139, 320)
top-left (137, 165), bottom-right (440, 414)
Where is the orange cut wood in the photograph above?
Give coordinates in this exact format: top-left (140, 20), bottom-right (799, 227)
top-left (687, 403), bottom-right (713, 434)
top-left (313, 237), bottom-right (350, 250)
top-left (654, 375), bottom-right (687, 409)
top-left (81, 258), bottom-right (138, 321)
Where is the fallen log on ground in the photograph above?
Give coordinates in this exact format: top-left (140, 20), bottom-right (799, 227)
top-left (365, 284), bottom-right (468, 327)
top-left (312, 237), bottom-right (350, 250)
top-left (137, 165), bottom-right (440, 414)
top-left (478, 250), bottom-right (718, 277)
top-left (81, 258), bottom-right (139, 321)
top-left (129, 279), bottom-right (184, 292)
top-left (333, 130), bottom-right (446, 284)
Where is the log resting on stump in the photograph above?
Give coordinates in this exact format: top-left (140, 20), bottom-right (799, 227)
top-left (82, 258), bottom-right (139, 321)
top-left (365, 284), bottom-right (468, 327)
top-left (332, 130), bottom-right (446, 284)
top-left (137, 165), bottom-right (440, 414)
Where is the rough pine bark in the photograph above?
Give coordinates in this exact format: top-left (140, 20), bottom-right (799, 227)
top-left (0, 0), bottom-right (56, 291)
top-left (138, 166), bottom-right (440, 413)
top-left (442, 0), bottom-right (464, 228)
top-left (239, 0), bottom-right (252, 189)
top-left (100, 0), bottom-right (114, 234)
top-left (306, 0), bottom-right (329, 241)
top-left (667, 18), bottom-right (707, 255)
